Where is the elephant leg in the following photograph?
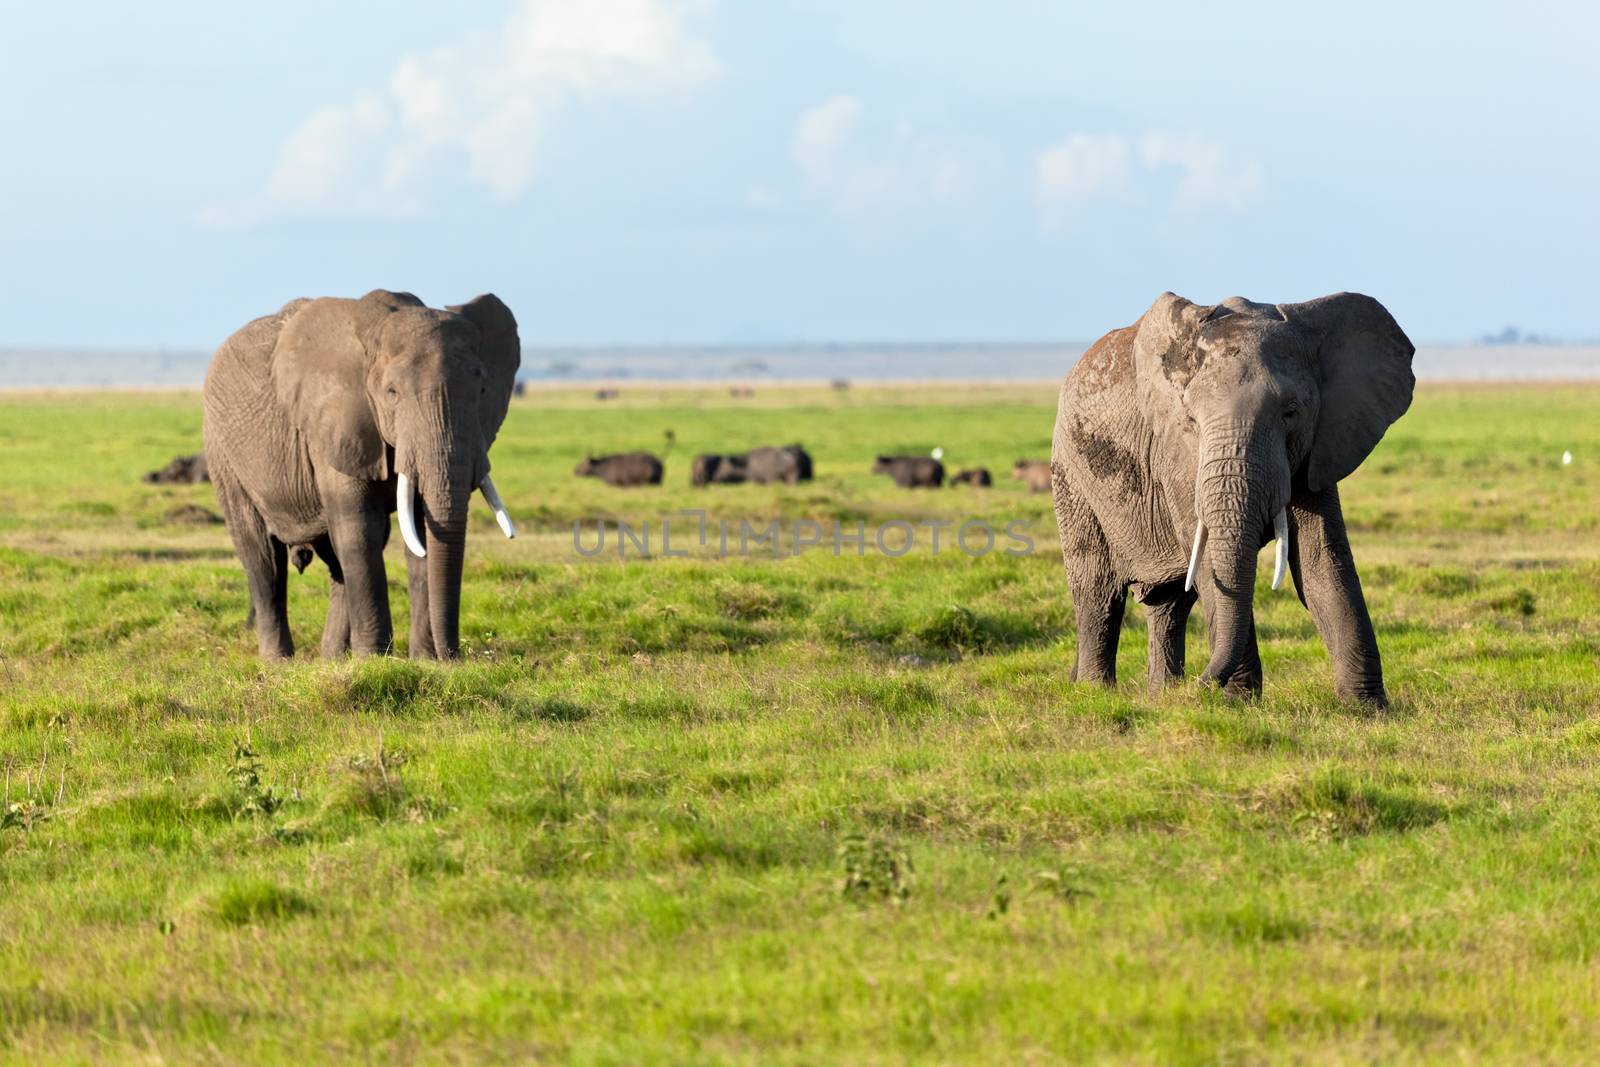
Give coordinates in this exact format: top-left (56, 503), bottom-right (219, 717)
top-left (404, 522), bottom-right (437, 660)
top-left (1144, 585), bottom-right (1198, 694)
top-left (1288, 484), bottom-right (1387, 707)
top-left (311, 535), bottom-right (350, 659)
top-left (1196, 586), bottom-right (1262, 699)
top-left (214, 476), bottom-right (293, 659)
top-left (1054, 469), bottom-right (1125, 686)
top-left (323, 482), bottom-right (394, 656)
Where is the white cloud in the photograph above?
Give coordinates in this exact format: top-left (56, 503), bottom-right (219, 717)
top-left (788, 95), bottom-right (976, 221)
top-left (1034, 133), bottom-right (1129, 229)
top-left (200, 0), bottom-right (718, 226)
top-left (1139, 132), bottom-right (1262, 211)
top-left (791, 95), bottom-right (863, 174)
top-left (1034, 130), bottom-right (1262, 231)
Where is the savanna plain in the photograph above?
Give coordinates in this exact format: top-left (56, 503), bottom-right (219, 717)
top-left (1, 382), bottom-right (1598, 1065)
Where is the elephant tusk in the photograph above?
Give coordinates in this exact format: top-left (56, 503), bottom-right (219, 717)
top-left (1184, 520), bottom-right (1207, 592)
top-left (1271, 507), bottom-right (1289, 591)
top-left (480, 475), bottom-right (516, 539)
top-left (396, 472), bottom-right (426, 558)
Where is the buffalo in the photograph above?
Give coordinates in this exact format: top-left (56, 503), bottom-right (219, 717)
top-left (950, 467), bottom-right (993, 487)
top-left (1012, 459), bottom-right (1052, 493)
top-left (575, 452), bottom-right (664, 487)
top-left (872, 455), bottom-right (944, 488)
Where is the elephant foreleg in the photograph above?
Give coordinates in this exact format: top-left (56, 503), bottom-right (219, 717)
top-left (215, 475), bottom-right (293, 659)
top-left (311, 535), bottom-right (350, 659)
top-left (1288, 484), bottom-right (1387, 708)
top-left (323, 480), bottom-right (394, 656)
top-left (404, 523), bottom-right (436, 660)
top-left (1054, 468), bottom-right (1126, 687)
top-left (1144, 586), bottom-right (1198, 694)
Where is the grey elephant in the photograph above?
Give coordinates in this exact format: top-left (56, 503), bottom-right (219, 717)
top-left (203, 289), bottom-right (521, 660)
top-left (1052, 292), bottom-right (1413, 706)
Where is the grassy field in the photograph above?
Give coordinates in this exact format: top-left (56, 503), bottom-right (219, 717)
top-left (1, 382), bottom-right (1598, 1064)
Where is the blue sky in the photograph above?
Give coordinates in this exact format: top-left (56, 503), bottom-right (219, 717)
top-left (2, 1), bottom-right (1597, 346)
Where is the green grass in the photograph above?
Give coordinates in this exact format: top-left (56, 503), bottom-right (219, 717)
top-left (1, 382), bottom-right (1598, 1064)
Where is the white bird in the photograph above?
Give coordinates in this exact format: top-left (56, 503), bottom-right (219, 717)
top-left (931, 447), bottom-right (944, 460)
top-left (1563, 451), bottom-right (1573, 466)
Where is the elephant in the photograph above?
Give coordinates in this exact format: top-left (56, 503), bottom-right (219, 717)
top-left (950, 467), bottom-right (993, 487)
top-left (745, 444), bottom-right (813, 485)
top-left (203, 289), bottom-right (521, 661)
top-left (575, 452), bottom-right (664, 486)
top-left (691, 453), bottom-right (749, 486)
top-left (872, 455), bottom-right (944, 488)
top-left (1051, 291), bottom-right (1413, 706)
top-left (1012, 459), bottom-right (1051, 493)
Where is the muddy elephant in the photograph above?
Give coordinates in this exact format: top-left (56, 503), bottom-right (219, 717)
top-left (203, 289), bottom-right (520, 660)
top-left (1052, 292), bottom-right (1413, 706)
top-left (872, 455), bottom-right (944, 488)
top-left (575, 452), bottom-right (664, 486)
top-left (746, 444), bottom-right (813, 485)
top-left (691, 454), bottom-right (748, 486)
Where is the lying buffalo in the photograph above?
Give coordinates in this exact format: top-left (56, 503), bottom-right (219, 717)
top-left (143, 452), bottom-right (209, 484)
top-left (950, 467), bottom-right (993, 487)
top-left (691, 453), bottom-right (749, 486)
top-left (575, 452), bottom-right (664, 487)
top-left (1012, 459), bottom-right (1052, 493)
top-left (746, 444), bottom-right (813, 485)
top-left (872, 455), bottom-right (944, 488)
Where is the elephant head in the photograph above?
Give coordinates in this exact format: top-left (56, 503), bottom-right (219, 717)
top-left (271, 289), bottom-right (521, 657)
top-left (1132, 292), bottom-right (1414, 690)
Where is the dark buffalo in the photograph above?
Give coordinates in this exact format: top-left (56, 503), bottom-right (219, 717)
top-left (745, 444), bottom-right (813, 485)
top-left (575, 452), bottom-right (664, 487)
top-left (1012, 459), bottom-right (1052, 493)
top-left (872, 455), bottom-right (944, 488)
top-left (143, 453), bottom-right (209, 484)
top-left (950, 467), bottom-right (993, 487)
top-left (691, 453), bottom-right (749, 486)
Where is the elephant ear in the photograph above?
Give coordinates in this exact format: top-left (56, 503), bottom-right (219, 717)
top-left (1131, 292), bottom-right (1210, 414)
top-left (271, 296), bottom-right (394, 481)
top-left (448, 293), bottom-right (521, 450)
top-left (1282, 292), bottom-right (1415, 491)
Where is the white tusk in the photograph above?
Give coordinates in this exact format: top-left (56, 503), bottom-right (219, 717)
top-left (480, 475), bottom-right (516, 539)
top-left (396, 472), bottom-right (426, 558)
top-left (1184, 520), bottom-right (1207, 592)
top-left (1271, 507), bottom-right (1289, 591)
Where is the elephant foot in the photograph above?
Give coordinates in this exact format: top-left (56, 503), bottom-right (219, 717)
top-left (1199, 668), bottom-right (1262, 702)
top-left (1334, 682), bottom-right (1389, 711)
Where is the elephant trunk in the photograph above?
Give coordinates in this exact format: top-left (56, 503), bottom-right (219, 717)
top-left (417, 450), bottom-right (474, 659)
top-left (1193, 418), bottom-right (1290, 693)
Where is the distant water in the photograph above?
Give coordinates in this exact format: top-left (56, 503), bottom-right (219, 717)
top-left (2, 343), bottom-right (1597, 387)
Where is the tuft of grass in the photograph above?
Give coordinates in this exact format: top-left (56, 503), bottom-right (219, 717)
top-left (212, 879), bottom-right (314, 926)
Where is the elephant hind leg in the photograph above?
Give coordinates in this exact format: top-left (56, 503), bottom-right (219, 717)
top-left (1054, 467), bottom-right (1126, 687)
top-left (214, 475), bottom-right (293, 659)
top-left (1144, 584), bottom-right (1198, 695)
top-left (311, 535), bottom-right (350, 659)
